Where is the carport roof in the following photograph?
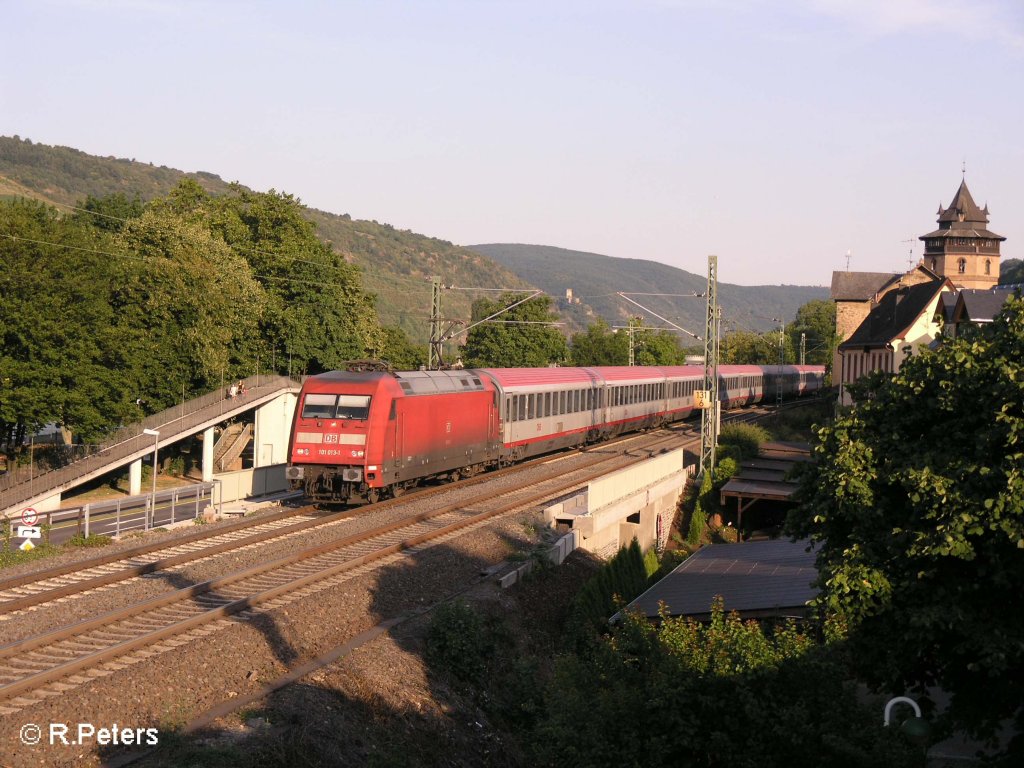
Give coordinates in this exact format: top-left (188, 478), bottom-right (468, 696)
top-left (621, 538), bottom-right (819, 621)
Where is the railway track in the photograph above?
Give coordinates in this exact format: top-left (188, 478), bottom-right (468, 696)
top-left (0, 400), bottom-right (809, 711)
top-left (0, 401), bottom-right (789, 620)
top-left (0, 420), bottom-right (705, 619)
top-left (0, 425), bottom-right (695, 711)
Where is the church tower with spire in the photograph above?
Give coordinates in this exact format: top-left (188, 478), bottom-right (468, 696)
top-left (919, 179), bottom-right (1005, 290)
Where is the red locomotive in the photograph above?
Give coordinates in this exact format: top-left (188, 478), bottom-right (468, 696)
top-left (285, 364), bottom-right (825, 504)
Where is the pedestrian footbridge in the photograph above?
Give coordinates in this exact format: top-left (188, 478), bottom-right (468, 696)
top-left (0, 375), bottom-right (303, 519)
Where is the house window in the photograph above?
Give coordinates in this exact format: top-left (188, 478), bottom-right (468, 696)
top-left (958, 258), bottom-right (966, 274)
top-left (985, 259), bottom-right (991, 275)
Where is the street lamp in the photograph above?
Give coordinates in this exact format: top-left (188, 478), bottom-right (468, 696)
top-left (143, 429), bottom-right (159, 529)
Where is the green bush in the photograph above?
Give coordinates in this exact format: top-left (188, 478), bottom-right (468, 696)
top-left (68, 533), bottom-right (113, 548)
top-left (686, 505), bottom-right (707, 546)
top-left (538, 603), bottom-right (921, 767)
top-left (567, 539), bottom-right (650, 642)
top-left (719, 422), bottom-right (770, 459)
top-left (426, 600), bottom-right (492, 685)
top-left (642, 548), bottom-right (660, 579)
top-left (714, 456), bottom-right (739, 483)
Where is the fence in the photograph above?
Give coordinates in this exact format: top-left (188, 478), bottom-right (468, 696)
top-left (0, 375), bottom-right (301, 514)
top-left (2, 482), bottom-right (220, 549)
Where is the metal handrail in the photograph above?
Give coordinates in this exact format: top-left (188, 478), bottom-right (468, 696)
top-left (0, 375), bottom-right (301, 514)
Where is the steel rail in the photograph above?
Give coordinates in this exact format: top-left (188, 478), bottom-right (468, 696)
top-left (0, 424), bottom-right (688, 614)
top-left (0, 430), bottom-right (696, 703)
top-left (0, 398), bottom-right (794, 617)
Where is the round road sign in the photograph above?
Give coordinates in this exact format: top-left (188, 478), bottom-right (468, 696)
top-left (21, 507), bottom-right (39, 526)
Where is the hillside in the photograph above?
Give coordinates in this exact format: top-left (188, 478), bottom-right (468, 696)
top-left (469, 244), bottom-right (828, 335)
top-left (1000, 257), bottom-right (1023, 285)
top-left (1, 136), bottom-right (828, 343)
top-left (0, 136), bottom-right (528, 344)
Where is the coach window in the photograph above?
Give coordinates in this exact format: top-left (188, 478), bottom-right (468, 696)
top-left (558, 391), bottom-right (565, 414)
top-left (527, 394), bottom-right (535, 420)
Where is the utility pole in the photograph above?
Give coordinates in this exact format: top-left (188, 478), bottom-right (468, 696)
top-left (700, 255), bottom-right (720, 477)
top-left (428, 276), bottom-right (443, 370)
top-left (627, 316), bottom-right (642, 366)
top-left (800, 332), bottom-right (806, 366)
top-left (776, 317), bottom-right (785, 409)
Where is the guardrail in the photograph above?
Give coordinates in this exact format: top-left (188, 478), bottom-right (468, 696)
top-left (0, 375), bottom-right (301, 514)
top-left (3, 482), bottom-right (220, 547)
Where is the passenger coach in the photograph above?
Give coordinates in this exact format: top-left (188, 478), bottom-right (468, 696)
top-left (286, 364), bottom-right (825, 504)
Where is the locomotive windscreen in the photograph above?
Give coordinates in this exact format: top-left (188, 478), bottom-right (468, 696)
top-left (300, 394), bottom-right (372, 420)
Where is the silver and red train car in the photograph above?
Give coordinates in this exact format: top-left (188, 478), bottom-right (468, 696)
top-left (285, 364), bottom-right (824, 504)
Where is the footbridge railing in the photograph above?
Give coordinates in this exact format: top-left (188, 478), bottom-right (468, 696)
top-left (0, 375), bottom-right (302, 515)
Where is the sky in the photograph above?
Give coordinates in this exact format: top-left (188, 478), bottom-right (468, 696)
top-left (3, 0), bottom-right (1023, 287)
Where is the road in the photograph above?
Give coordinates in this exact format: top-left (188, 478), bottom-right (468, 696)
top-left (9, 483), bottom-right (217, 548)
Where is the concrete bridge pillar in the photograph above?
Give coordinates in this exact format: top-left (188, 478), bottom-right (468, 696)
top-left (202, 426), bottom-right (215, 482)
top-left (129, 459), bottom-right (142, 496)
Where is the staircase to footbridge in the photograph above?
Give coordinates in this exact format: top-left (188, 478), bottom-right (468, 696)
top-left (0, 375), bottom-right (303, 519)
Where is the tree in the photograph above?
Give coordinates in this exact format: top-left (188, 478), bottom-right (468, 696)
top-left (999, 257), bottom-right (1023, 286)
top-left (634, 327), bottom-right (688, 365)
top-left (377, 326), bottom-right (425, 371)
top-left (539, 601), bottom-right (918, 767)
top-left (788, 299), bottom-right (837, 366)
top-left (0, 198), bottom-right (130, 443)
top-left (463, 293), bottom-right (568, 368)
top-left (113, 207), bottom-right (265, 406)
top-left (73, 192), bottom-right (144, 233)
top-left (156, 180), bottom-right (384, 375)
top-left (570, 319), bottom-right (627, 366)
top-left (787, 296), bottom-right (1024, 755)
top-left (722, 328), bottom-right (793, 364)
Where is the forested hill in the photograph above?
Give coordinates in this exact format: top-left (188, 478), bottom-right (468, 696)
top-left (0, 136), bottom-right (528, 343)
top-left (469, 243), bottom-right (828, 335)
top-left (1000, 257), bottom-right (1023, 285)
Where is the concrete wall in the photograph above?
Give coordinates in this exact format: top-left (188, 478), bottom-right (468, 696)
top-left (544, 449), bottom-right (693, 557)
top-left (215, 464), bottom-right (288, 504)
top-left (254, 393), bottom-right (298, 468)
